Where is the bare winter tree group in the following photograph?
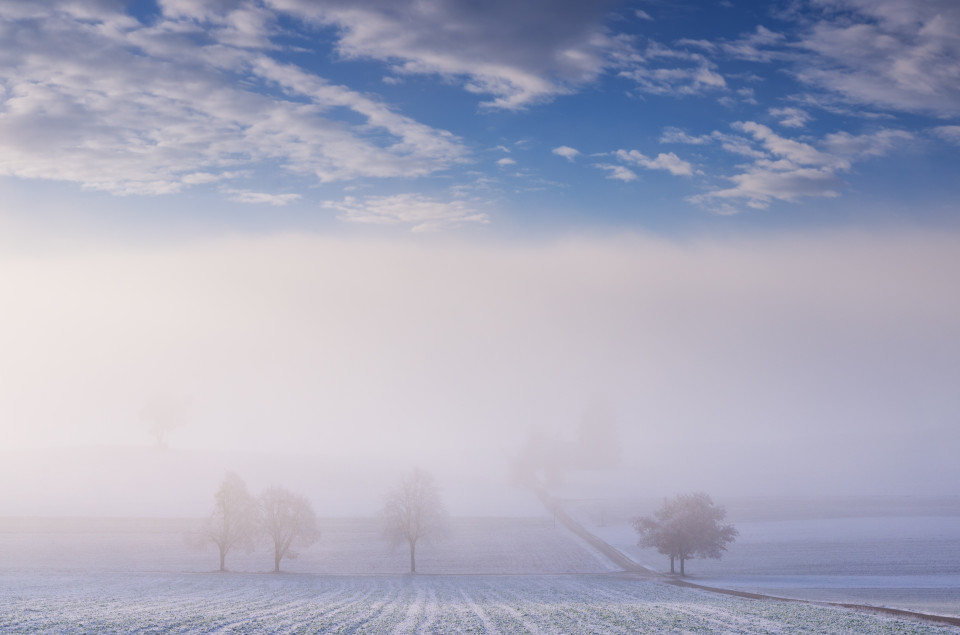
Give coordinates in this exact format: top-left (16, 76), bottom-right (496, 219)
top-left (202, 468), bottom-right (447, 573)
top-left (200, 473), bottom-right (320, 572)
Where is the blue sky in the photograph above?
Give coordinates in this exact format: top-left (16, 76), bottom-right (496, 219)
top-left (1, 0), bottom-right (958, 236)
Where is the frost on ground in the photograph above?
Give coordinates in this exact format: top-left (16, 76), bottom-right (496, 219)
top-left (1, 572), bottom-right (957, 635)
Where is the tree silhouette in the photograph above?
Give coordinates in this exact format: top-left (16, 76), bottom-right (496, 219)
top-left (259, 486), bottom-right (320, 573)
top-left (201, 472), bottom-right (257, 571)
top-left (380, 468), bottom-right (446, 573)
top-left (633, 492), bottom-right (737, 575)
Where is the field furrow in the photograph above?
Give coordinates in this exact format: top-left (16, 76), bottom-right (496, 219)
top-left (1, 573), bottom-right (957, 634)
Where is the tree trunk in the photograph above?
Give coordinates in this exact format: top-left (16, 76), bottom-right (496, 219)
top-left (680, 556), bottom-right (685, 576)
top-left (219, 548), bottom-right (226, 572)
top-left (409, 540), bottom-right (416, 574)
top-left (669, 555), bottom-right (674, 574)
top-left (274, 546), bottom-right (281, 573)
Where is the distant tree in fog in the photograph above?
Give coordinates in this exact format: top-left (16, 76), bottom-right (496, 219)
top-left (633, 492), bottom-right (737, 576)
top-left (576, 400), bottom-right (620, 469)
top-left (380, 468), bottom-right (447, 574)
top-left (509, 403), bottom-right (621, 487)
top-left (140, 394), bottom-right (190, 447)
top-left (202, 472), bottom-right (257, 571)
top-left (259, 486), bottom-right (320, 573)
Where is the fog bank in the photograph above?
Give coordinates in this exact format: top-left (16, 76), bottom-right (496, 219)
top-left (1, 229), bottom-right (958, 514)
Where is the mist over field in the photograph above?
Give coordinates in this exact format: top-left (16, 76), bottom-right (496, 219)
top-left (1, 229), bottom-right (958, 517)
top-left (2, 0), bottom-right (960, 630)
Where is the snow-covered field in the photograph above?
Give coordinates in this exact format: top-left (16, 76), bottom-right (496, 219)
top-left (2, 510), bottom-right (959, 633)
top-left (562, 495), bottom-right (960, 618)
top-left (2, 571), bottom-right (958, 634)
top-left (0, 517), bottom-right (617, 575)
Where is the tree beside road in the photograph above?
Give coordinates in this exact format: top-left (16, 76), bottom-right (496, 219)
top-left (633, 492), bottom-right (737, 576)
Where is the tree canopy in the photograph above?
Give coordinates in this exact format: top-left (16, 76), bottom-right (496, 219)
top-left (633, 492), bottom-right (737, 576)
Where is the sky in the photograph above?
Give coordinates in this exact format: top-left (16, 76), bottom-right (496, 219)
top-left (1, 0), bottom-right (959, 511)
top-left (0, 0), bottom-right (958, 234)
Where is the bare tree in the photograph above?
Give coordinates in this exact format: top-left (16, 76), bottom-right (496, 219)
top-left (259, 486), bottom-right (320, 573)
top-left (380, 468), bottom-right (447, 574)
top-left (201, 472), bottom-right (257, 572)
top-left (633, 492), bottom-right (738, 576)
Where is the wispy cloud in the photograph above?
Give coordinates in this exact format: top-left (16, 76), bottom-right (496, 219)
top-left (321, 194), bottom-right (489, 232)
top-left (723, 25), bottom-right (787, 63)
top-left (725, 1), bottom-right (960, 117)
top-left (223, 189), bottom-right (302, 206)
top-left (618, 41), bottom-right (727, 97)
top-left (689, 167), bottom-right (842, 213)
top-left (733, 122), bottom-right (841, 169)
top-left (615, 150), bottom-right (694, 176)
top-left (821, 129), bottom-right (915, 160)
top-left (684, 122), bottom-right (913, 212)
top-left (932, 125), bottom-right (960, 145)
top-left (769, 107), bottom-right (811, 128)
top-left (0, 2), bottom-right (466, 196)
top-left (596, 163), bottom-right (638, 182)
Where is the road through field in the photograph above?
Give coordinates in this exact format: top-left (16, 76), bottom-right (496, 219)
top-left (543, 491), bottom-right (960, 628)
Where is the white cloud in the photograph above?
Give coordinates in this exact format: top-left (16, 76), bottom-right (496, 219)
top-left (821, 129), bottom-right (914, 159)
top-left (769, 107), bottom-right (811, 128)
top-left (660, 128), bottom-right (711, 145)
top-left (661, 127), bottom-right (768, 159)
top-left (321, 194), bottom-right (489, 232)
top-left (618, 41), bottom-right (727, 97)
top-left (496, 158), bottom-right (516, 167)
top-left (157, 0), bottom-right (279, 49)
top-left (932, 125), bottom-right (960, 145)
top-left (181, 171), bottom-right (244, 185)
top-left (267, 0), bottom-right (621, 110)
top-left (615, 150), bottom-right (694, 176)
top-left (596, 163), bottom-right (638, 182)
top-left (723, 25), bottom-right (787, 63)
top-left (223, 189), bottom-right (301, 206)
top-left (726, 1), bottom-right (960, 116)
top-left (689, 121), bottom-right (913, 211)
top-left (734, 87), bottom-right (759, 105)
top-left (797, 0), bottom-right (960, 115)
top-left (733, 122), bottom-right (841, 168)
top-left (0, 2), bottom-right (467, 196)
top-left (690, 167), bottom-right (841, 211)
top-left (552, 146), bottom-right (580, 162)
top-left (675, 39), bottom-right (717, 53)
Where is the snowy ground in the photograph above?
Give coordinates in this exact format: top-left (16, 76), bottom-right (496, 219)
top-left (562, 495), bottom-right (960, 618)
top-left (0, 517), bottom-right (617, 575)
top-left (2, 510), bottom-right (959, 632)
top-left (2, 571), bottom-right (958, 634)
